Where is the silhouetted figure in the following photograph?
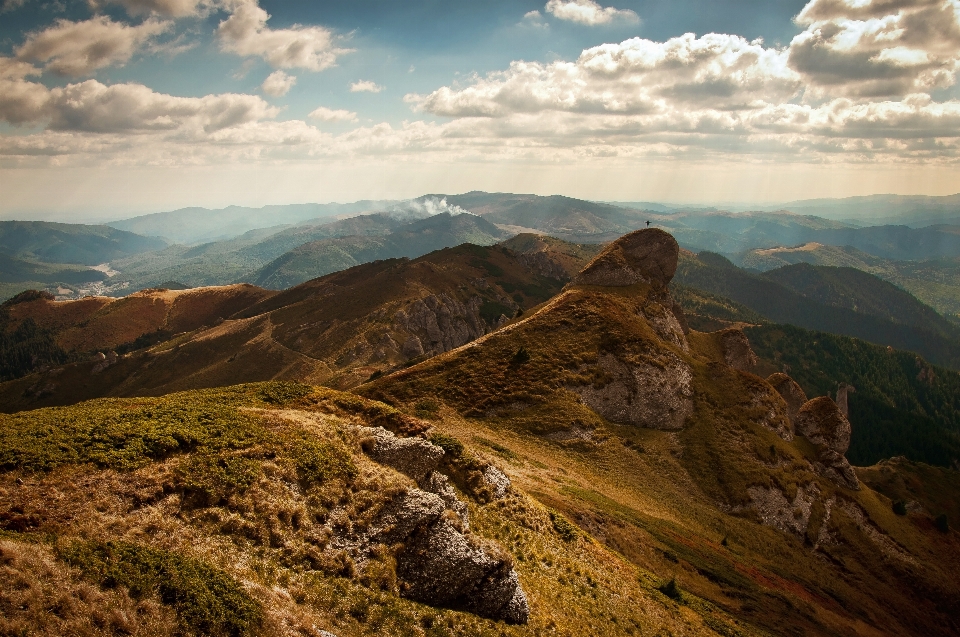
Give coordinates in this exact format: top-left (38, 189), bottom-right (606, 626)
top-left (645, 220), bottom-right (651, 227)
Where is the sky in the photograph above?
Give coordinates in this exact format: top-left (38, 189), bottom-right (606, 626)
top-left (1, 0), bottom-right (960, 220)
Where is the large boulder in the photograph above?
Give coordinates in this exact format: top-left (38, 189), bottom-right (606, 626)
top-left (573, 228), bottom-right (679, 288)
top-left (796, 397), bottom-right (851, 455)
top-left (767, 373), bottom-right (808, 426)
top-left (358, 426), bottom-right (445, 482)
top-left (719, 328), bottom-right (758, 372)
top-left (795, 396), bottom-right (859, 490)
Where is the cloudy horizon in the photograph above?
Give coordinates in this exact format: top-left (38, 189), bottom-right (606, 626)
top-left (2, 0), bottom-right (960, 221)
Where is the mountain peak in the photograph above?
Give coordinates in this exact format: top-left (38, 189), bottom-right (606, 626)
top-left (573, 228), bottom-right (678, 287)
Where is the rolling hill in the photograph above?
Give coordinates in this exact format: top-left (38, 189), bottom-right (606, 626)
top-left (0, 220), bottom-right (167, 266)
top-left (740, 243), bottom-right (960, 319)
top-left (108, 200), bottom-right (400, 244)
top-left (252, 213), bottom-right (512, 290)
top-left (674, 252), bottom-right (960, 370)
top-left (0, 236), bottom-right (594, 412)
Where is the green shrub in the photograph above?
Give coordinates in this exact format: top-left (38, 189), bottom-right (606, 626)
top-left (414, 398), bottom-right (440, 419)
top-left (659, 577), bottom-right (682, 600)
top-left (256, 381), bottom-right (313, 405)
top-left (60, 540), bottom-right (261, 636)
top-left (176, 452), bottom-right (261, 506)
top-left (291, 437), bottom-right (356, 485)
top-left (549, 511), bottom-right (578, 542)
top-left (892, 500), bottom-right (908, 516)
top-left (511, 347), bottom-right (531, 366)
top-left (428, 433), bottom-right (464, 459)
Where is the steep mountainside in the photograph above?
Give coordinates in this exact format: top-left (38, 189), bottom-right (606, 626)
top-left (675, 252), bottom-right (960, 370)
top-left (0, 221), bottom-right (166, 266)
top-left (252, 213), bottom-right (511, 290)
top-left (0, 239), bottom-right (585, 412)
top-left (359, 229), bottom-right (960, 637)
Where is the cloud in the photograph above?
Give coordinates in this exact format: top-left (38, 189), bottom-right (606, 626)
top-left (520, 10), bottom-right (549, 29)
top-left (788, 0), bottom-right (960, 96)
top-left (1, 0), bottom-right (28, 12)
top-left (261, 69), bottom-right (296, 96)
top-left (407, 33), bottom-right (800, 117)
top-left (308, 106), bottom-right (358, 122)
top-left (544, 0), bottom-right (639, 26)
top-left (91, 0), bottom-right (211, 17)
top-left (15, 16), bottom-right (170, 76)
top-left (350, 80), bottom-right (383, 93)
top-left (0, 66), bottom-right (278, 134)
top-left (217, 0), bottom-right (351, 71)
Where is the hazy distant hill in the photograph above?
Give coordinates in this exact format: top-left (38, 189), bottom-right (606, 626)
top-left (675, 252), bottom-right (960, 369)
top-left (253, 213), bottom-right (511, 289)
top-left (438, 191), bottom-right (649, 240)
top-left (740, 243), bottom-right (960, 318)
top-left (774, 193), bottom-right (960, 226)
top-left (109, 200), bottom-right (400, 244)
top-left (0, 220), bottom-right (166, 265)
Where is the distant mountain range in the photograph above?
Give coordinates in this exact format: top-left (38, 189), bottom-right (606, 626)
top-left (770, 193), bottom-right (960, 226)
top-left (107, 200), bottom-right (400, 244)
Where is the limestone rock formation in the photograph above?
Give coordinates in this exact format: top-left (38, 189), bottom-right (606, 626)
top-left (719, 328), bottom-right (758, 372)
top-left (356, 426), bottom-right (528, 623)
top-left (358, 426), bottom-right (444, 482)
top-left (795, 396), bottom-right (860, 490)
top-left (573, 228), bottom-right (679, 288)
top-left (393, 293), bottom-right (491, 358)
top-left (571, 352), bottom-right (694, 430)
top-left (641, 290), bottom-right (689, 351)
top-left (835, 383), bottom-right (855, 419)
top-left (767, 373), bottom-right (808, 426)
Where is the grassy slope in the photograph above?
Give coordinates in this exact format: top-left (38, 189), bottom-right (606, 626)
top-left (359, 281), bottom-right (960, 637)
top-left (0, 382), bottom-right (750, 637)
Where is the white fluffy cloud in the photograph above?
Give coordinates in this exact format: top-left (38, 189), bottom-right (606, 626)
top-left (308, 106), bottom-right (358, 122)
top-left (544, 0), bottom-right (639, 26)
top-left (350, 80), bottom-right (383, 93)
top-left (15, 16), bottom-right (171, 76)
top-left (787, 0), bottom-right (960, 96)
top-left (217, 0), bottom-right (350, 71)
top-left (261, 69), bottom-right (296, 97)
top-left (408, 34), bottom-right (800, 117)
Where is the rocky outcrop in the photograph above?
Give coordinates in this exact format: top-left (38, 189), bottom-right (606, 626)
top-left (571, 352), bottom-right (694, 430)
top-left (719, 329), bottom-right (757, 372)
top-left (356, 427), bottom-right (528, 623)
top-left (748, 483), bottom-right (821, 537)
top-left (573, 228), bottom-right (678, 288)
top-left (641, 290), bottom-right (688, 351)
top-left (835, 383), bottom-right (855, 419)
top-left (398, 521), bottom-right (529, 625)
top-left (393, 294), bottom-right (490, 358)
top-left (767, 373), bottom-right (808, 426)
top-left (358, 426), bottom-right (445, 482)
top-left (795, 397), bottom-right (859, 490)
